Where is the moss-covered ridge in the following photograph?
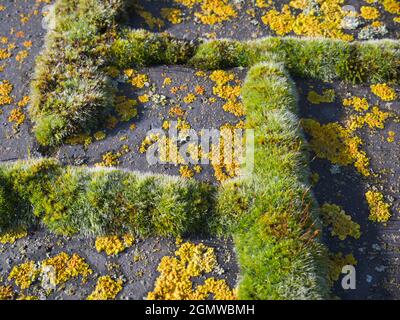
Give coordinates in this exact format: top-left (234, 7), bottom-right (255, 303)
top-left (0, 158), bottom-right (214, 237)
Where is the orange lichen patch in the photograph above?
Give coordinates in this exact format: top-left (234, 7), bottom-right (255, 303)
top-left (115, 96), bottom-right (138, 121)
top-left (342, 96), bottom-right (369, 112)
top-left (366, 190), bottom-right (391, 223)
top-left (360, 6), bottom-right (380, 19)
top-left (179, 165), bottom-right (194, 178)
top-left (8, 108), bottom-right (26, 126)
top-left (307, 89), bottom-right (335, 105)
top-left (302, 119), bottom-right (370, 176)
top-left (23, 40), bottom-right (33, 48)
top-left (190, 0), bottom-right (237, 25)
top-left (95, 235), bottom-right (134, 256)
top-left (14, 31), bottom-right (25, 38)
top-left (222, 100), bottom-right (245, 117)
top-left (328, 253), bottom-right (357, 286)
top-left (169, 106), bottom-right (186, 117)
top-left (0, 5), bottom-right (6, 11)
top-left (261, 1), bottom-right (354, 41)
top-left (210, 70), bottom-right (244, 117)
top-left (41, 252), bottom-right (92, 285)
top-left (0, 229), bottom-right (27, 244)
top-left (17, 96), bottom-right (30, 107)
top-left (370, 83), bottom-right (397, 101)
top-left (15, 50), bottom-right (29, 63)
top-left (0, 80), bottom-right (13, 106)
top-left (161, 8), bottom-right (183, 24)
top-left (8, 261), bottom-right (39, 289)
top-left (321, 203), bottom-right (361, 240)
top-left (87, 276), bottom-right (123, 300)
top-left (346, 106), bottom-right (391, 131)
top-left (0, 286), bottom-right (14, 300)
top-left (148, 242), bottom-right (236, 300)
top-left (124, 69), bottom-right (149, 88)
top-left (195, 85), bottom-right (205, 95)
top-left (209, 123), bottom-right (243, 182)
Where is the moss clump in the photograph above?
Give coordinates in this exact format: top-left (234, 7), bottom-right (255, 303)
top-left (328, 252), bottom-right (357, 287)
top-left (30, 0), bottom-right (128, 147)
top-left (234, 62), bottom-right (329, 300)
top-left (111, 29), bottom-right (195, 69)
top-left (0, 159), bottom-right (214, 237)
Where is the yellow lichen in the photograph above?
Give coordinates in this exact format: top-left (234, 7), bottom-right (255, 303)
top-left (194, 0), bottom-right (237, 25)
top-left (87, 276), bottom-right (123, 300)
top-left (387, 131), bottom-right (396, 143)
top-left (138, 94), bottom-right (149, 103)
top-left (17, 96), bottom-right (30, 107)
top-left (360, 6), bottom-right (380, 20)
top-left (261, 1), bottom-right (354, 41)
top-left (183, 93), bottom-right (197, 104)
top-left (365, 190), bottom-right (391, 223)
top-left (96, 151), bottom-right (121, 167)
top-left (302, 119), bottom-right (370, 176)
top-left (210, 70), bottom-right (244, 117)
top-left (179, 165), bottom-right (194, 178)
top-left (0, 286), bottom-right (13, 300)
top-left (41, 252), bottom-right (92, 285)
top-left (161, 8), bottom-right (183, 24)
top-left (148, 242), bottom-right (236, 300)
top-left (342, 96), bottom-right (369, 112)
top-left (8, 108), bottom-right (26, 126)
top-left (95, 234), bottom-right (134, 256)
top-left (321, 203), bottom-right (361, 240)
top-left (380, 0), bottom-right (400, 14)
top-left (0, 80), bottom-right (13, 106)
top-left (370, 83), bottom-right (397, 101)
top-left (0, 229), bottom-right (27, 244)
top-left (8, 261), bottom-right (39, 289)
top-left (346, 106), bottom-right (391, 131)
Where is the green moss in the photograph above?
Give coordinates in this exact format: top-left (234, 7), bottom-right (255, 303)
top-left (234, 62), bottom-right (329, 300)
top-left (0, 159), bottom-right (214, 238)
top-left (111, 29), bottom-right (196, 68)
